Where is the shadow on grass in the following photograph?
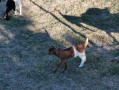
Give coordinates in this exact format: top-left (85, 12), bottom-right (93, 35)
top-left (30, 0), bottom-right (119, 78)
top-left (29, 0), bottom-right (95, 45)
top-left (59, 8), bottom-right (119, 44)
top-left (30, 0), bottom-right (119, 47)
top-left (29, 0), bottom-right (119, 74)
top-left (0, 13), bottom-right (63, 89)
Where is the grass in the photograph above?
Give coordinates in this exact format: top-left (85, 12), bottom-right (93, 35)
top-left (0, 0), bottom-right (119, 89)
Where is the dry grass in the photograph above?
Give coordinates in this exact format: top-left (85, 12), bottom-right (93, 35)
top-left (0, 0), bottom-right (119, 89)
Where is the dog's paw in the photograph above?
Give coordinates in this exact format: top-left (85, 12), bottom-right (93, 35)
top-left (79, 64), bottom-right (84, 68)
top-left (20, 13), bottom-right (22, 16)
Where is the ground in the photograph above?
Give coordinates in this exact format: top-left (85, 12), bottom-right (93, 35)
top-left (0, 0), bottom-right (119, 90)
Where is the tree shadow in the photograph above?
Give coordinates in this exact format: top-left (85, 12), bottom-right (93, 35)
top-left (59, 8), bottom-right (119, 43)
top-left (0, 10), bottom-right (62, 89)
top-left (29, 0), bottom-right (96, 46)
top-left (28, 1), bottom-right (119, 55)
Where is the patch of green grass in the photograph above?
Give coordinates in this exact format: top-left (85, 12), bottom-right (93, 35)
top-left (43, 0), bottom-right (54, 5)
top-left (109, 65), bottom-right (119, 76)
top-left (110, 4), bottom-right (119, 13)
top-left (101, 66), bottom-right (119, 77)
top-left (27, 13), bottom-right (36, 17)
top-left (81, 0), bottom-right (87, 2)
top-left (114, 51), bottom-right (119, 56)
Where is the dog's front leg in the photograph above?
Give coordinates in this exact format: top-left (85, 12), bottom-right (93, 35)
top-left (64, 60), bottom-right (67, 70)
top-left (53, 61), bottom-right (63, 73)
top-left (19, 4), bottom-right (22, 15)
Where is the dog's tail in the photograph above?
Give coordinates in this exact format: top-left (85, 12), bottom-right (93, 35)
top-left (84, 38), bottom-right (88, 48)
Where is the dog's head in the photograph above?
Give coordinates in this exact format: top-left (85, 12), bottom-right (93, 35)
top-left (48, 46), bottom-right (58, 55)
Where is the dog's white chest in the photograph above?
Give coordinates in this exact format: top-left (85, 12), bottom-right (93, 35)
top-left (73, 46), bottom-right (79, 57)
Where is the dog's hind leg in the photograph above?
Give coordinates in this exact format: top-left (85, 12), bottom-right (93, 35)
top-left (61, 61), bottom-right (67, 73)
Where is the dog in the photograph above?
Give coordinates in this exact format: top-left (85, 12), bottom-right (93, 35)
top-left (3, 0), bottom-right (22, 20)
top-left (48, 38), bottom-right (88, 73)
top-left (14, 0), bottom-right (22, 15)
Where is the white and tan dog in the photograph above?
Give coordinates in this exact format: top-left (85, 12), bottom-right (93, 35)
top-left (48, 38), bottom-right (88, 73)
